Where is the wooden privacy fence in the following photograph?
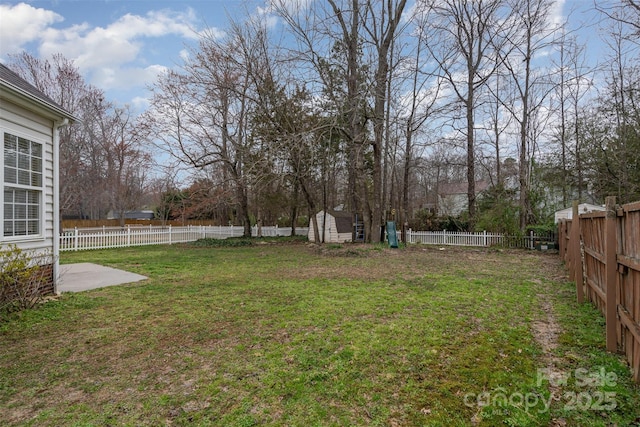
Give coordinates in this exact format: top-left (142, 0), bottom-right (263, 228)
top-left (559, 197), bottom-right (640, 383)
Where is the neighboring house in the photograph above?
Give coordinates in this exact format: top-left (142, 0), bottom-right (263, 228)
top-left (437, 181), bottom-right (490, 216)
top-left (308, 210), bottom-right (355, 243)
top-left (554, 203), bottom-right (606, 223)
top-left (0, 64), bottom-right (77, 294)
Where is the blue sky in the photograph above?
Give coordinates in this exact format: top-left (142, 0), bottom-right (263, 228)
top-left (0, 0), bottom-right (246, 110)
top-left (0, 0), bottom-right (609, 113)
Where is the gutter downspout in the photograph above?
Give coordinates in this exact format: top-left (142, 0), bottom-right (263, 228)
top-left (52, 118), bottom-right (69, 294)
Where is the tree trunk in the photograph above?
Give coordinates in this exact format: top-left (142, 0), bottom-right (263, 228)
top-left (519, 27), bottom-right (533, 231)
top-left (402, 127), bottom-right (412, 228)
top-left (290, 178), bottom-right (299, 235)
top-left (466, 80), bottom-right (476, 231)
top-left (299, 180), bottom-right (320, 243)
top-left (237, 181), bottom-right (252, 238)
top-left (370, 0), bottom-right (407, 242)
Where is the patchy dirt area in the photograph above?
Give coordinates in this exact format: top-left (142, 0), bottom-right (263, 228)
top-left (301, 242), bottom-right (551, 279)
top-left (531, 293), bottom-right (566, 423)
top-left (529, 256), bottom-right (571, 427)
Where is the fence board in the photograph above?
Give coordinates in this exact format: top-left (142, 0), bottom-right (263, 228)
top-left (558, 219), bottom-right (571, 266)
top-left (581, 215), bottom-right (607, 314)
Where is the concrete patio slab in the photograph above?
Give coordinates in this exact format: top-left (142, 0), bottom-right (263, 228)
top-left (58, 263), bottom-right (147, 293)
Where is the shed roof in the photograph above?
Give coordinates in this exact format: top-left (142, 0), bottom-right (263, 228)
top-left (0, 63), bottom-right (78, 122)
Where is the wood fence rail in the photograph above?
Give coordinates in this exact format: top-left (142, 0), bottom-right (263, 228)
top-left (559, 198), bottom-right (640, 383)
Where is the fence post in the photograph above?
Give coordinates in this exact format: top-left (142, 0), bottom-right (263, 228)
top-left (605, 196), bottom-right (618, 353)
top-left (127, 225), bottom-right (131, 247)
top-left (169, 224), bottom-right (172, 245)
top-left (529, 230), bottom-right (534, 250)
top-left (483, 230), bottom-right (487, 247)
top-left (443, 229), bottom-right (447, 245)
top-left (570, 201), bottom-right (584, 304)
top-left (74, 227), bottom-right (79, 251)
top-left (558, 222), bottom-right (564, 260)
top-left (569, 203), bottom-right (577, 281)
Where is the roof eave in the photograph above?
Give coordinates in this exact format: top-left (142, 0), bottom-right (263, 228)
top-left (1, 80), bottom-right (80, 124)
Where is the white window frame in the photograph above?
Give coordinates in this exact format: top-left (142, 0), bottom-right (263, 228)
top-left (1, 130), bottom-right (45, 242)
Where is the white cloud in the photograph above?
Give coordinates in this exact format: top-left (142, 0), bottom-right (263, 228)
top-left (38, 8), bottom-right (200, 71)
top-left (179, 49), bottom-right (191, 61)
top-left (130, 96), bottom-right (152, 113)
top-left (1, 1), bottom-right (300, 109)
top-left (100, 64), bottom-right (168, 91)
top-left (1, 3), bottom-right (204, 95)
top-left (108, 10), bottom-right (199, 39)
top-left (0, 3), bottom-right (63, 55)
top-left (549, 0), bottom-right (567, 27)
top-left (257, 0), bottom-right (315, 29)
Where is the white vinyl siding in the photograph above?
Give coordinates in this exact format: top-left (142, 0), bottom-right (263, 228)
top-left (0, 99), bottom-right (54, 252)
top-left (1, 66), bottom-right (75, 293)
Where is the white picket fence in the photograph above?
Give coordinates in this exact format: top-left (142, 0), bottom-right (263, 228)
top-left (60, 225), bottom-right (309, 252)
top-left (405, 229), bottom-right (549, 249)
top-left (59, 225), bottom-right (553, 252)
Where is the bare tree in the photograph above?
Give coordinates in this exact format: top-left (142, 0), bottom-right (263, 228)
top-left (580, 6), bottom-right (640, 203)
top-left (323, 0), bottom-right (371, 240)
top-left (481, 56), bottom-right (513, 188)
top-left (272, 0), bottom-right (411, 242)
top-left (549, 31), bottom-right (595, 206)
top-left (596, 0), bottom-right (640, 40)
top-left (8, 53), bottom-right (149, 221)
top-left (142, 19), bottom-right (282, 237)
top-left (105, 107), bottom-right (150, 225)
top-left (499, 0), bottom-right (562, 229)
top-left (395, 9), bottom-right (444, 227)
top-left (418, 0), bottom-right (512, 230)
top-left (362, 0), bottom-right (408, 241)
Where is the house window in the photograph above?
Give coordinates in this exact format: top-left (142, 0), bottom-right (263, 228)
top-left (3, 133), bottom-right (42, 237)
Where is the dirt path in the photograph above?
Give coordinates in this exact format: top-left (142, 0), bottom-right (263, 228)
top-left (530, 259), bottom-right (569, 426)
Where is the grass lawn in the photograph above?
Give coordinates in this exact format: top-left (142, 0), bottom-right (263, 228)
top-left (1, 241), bottom-right (639, 426)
